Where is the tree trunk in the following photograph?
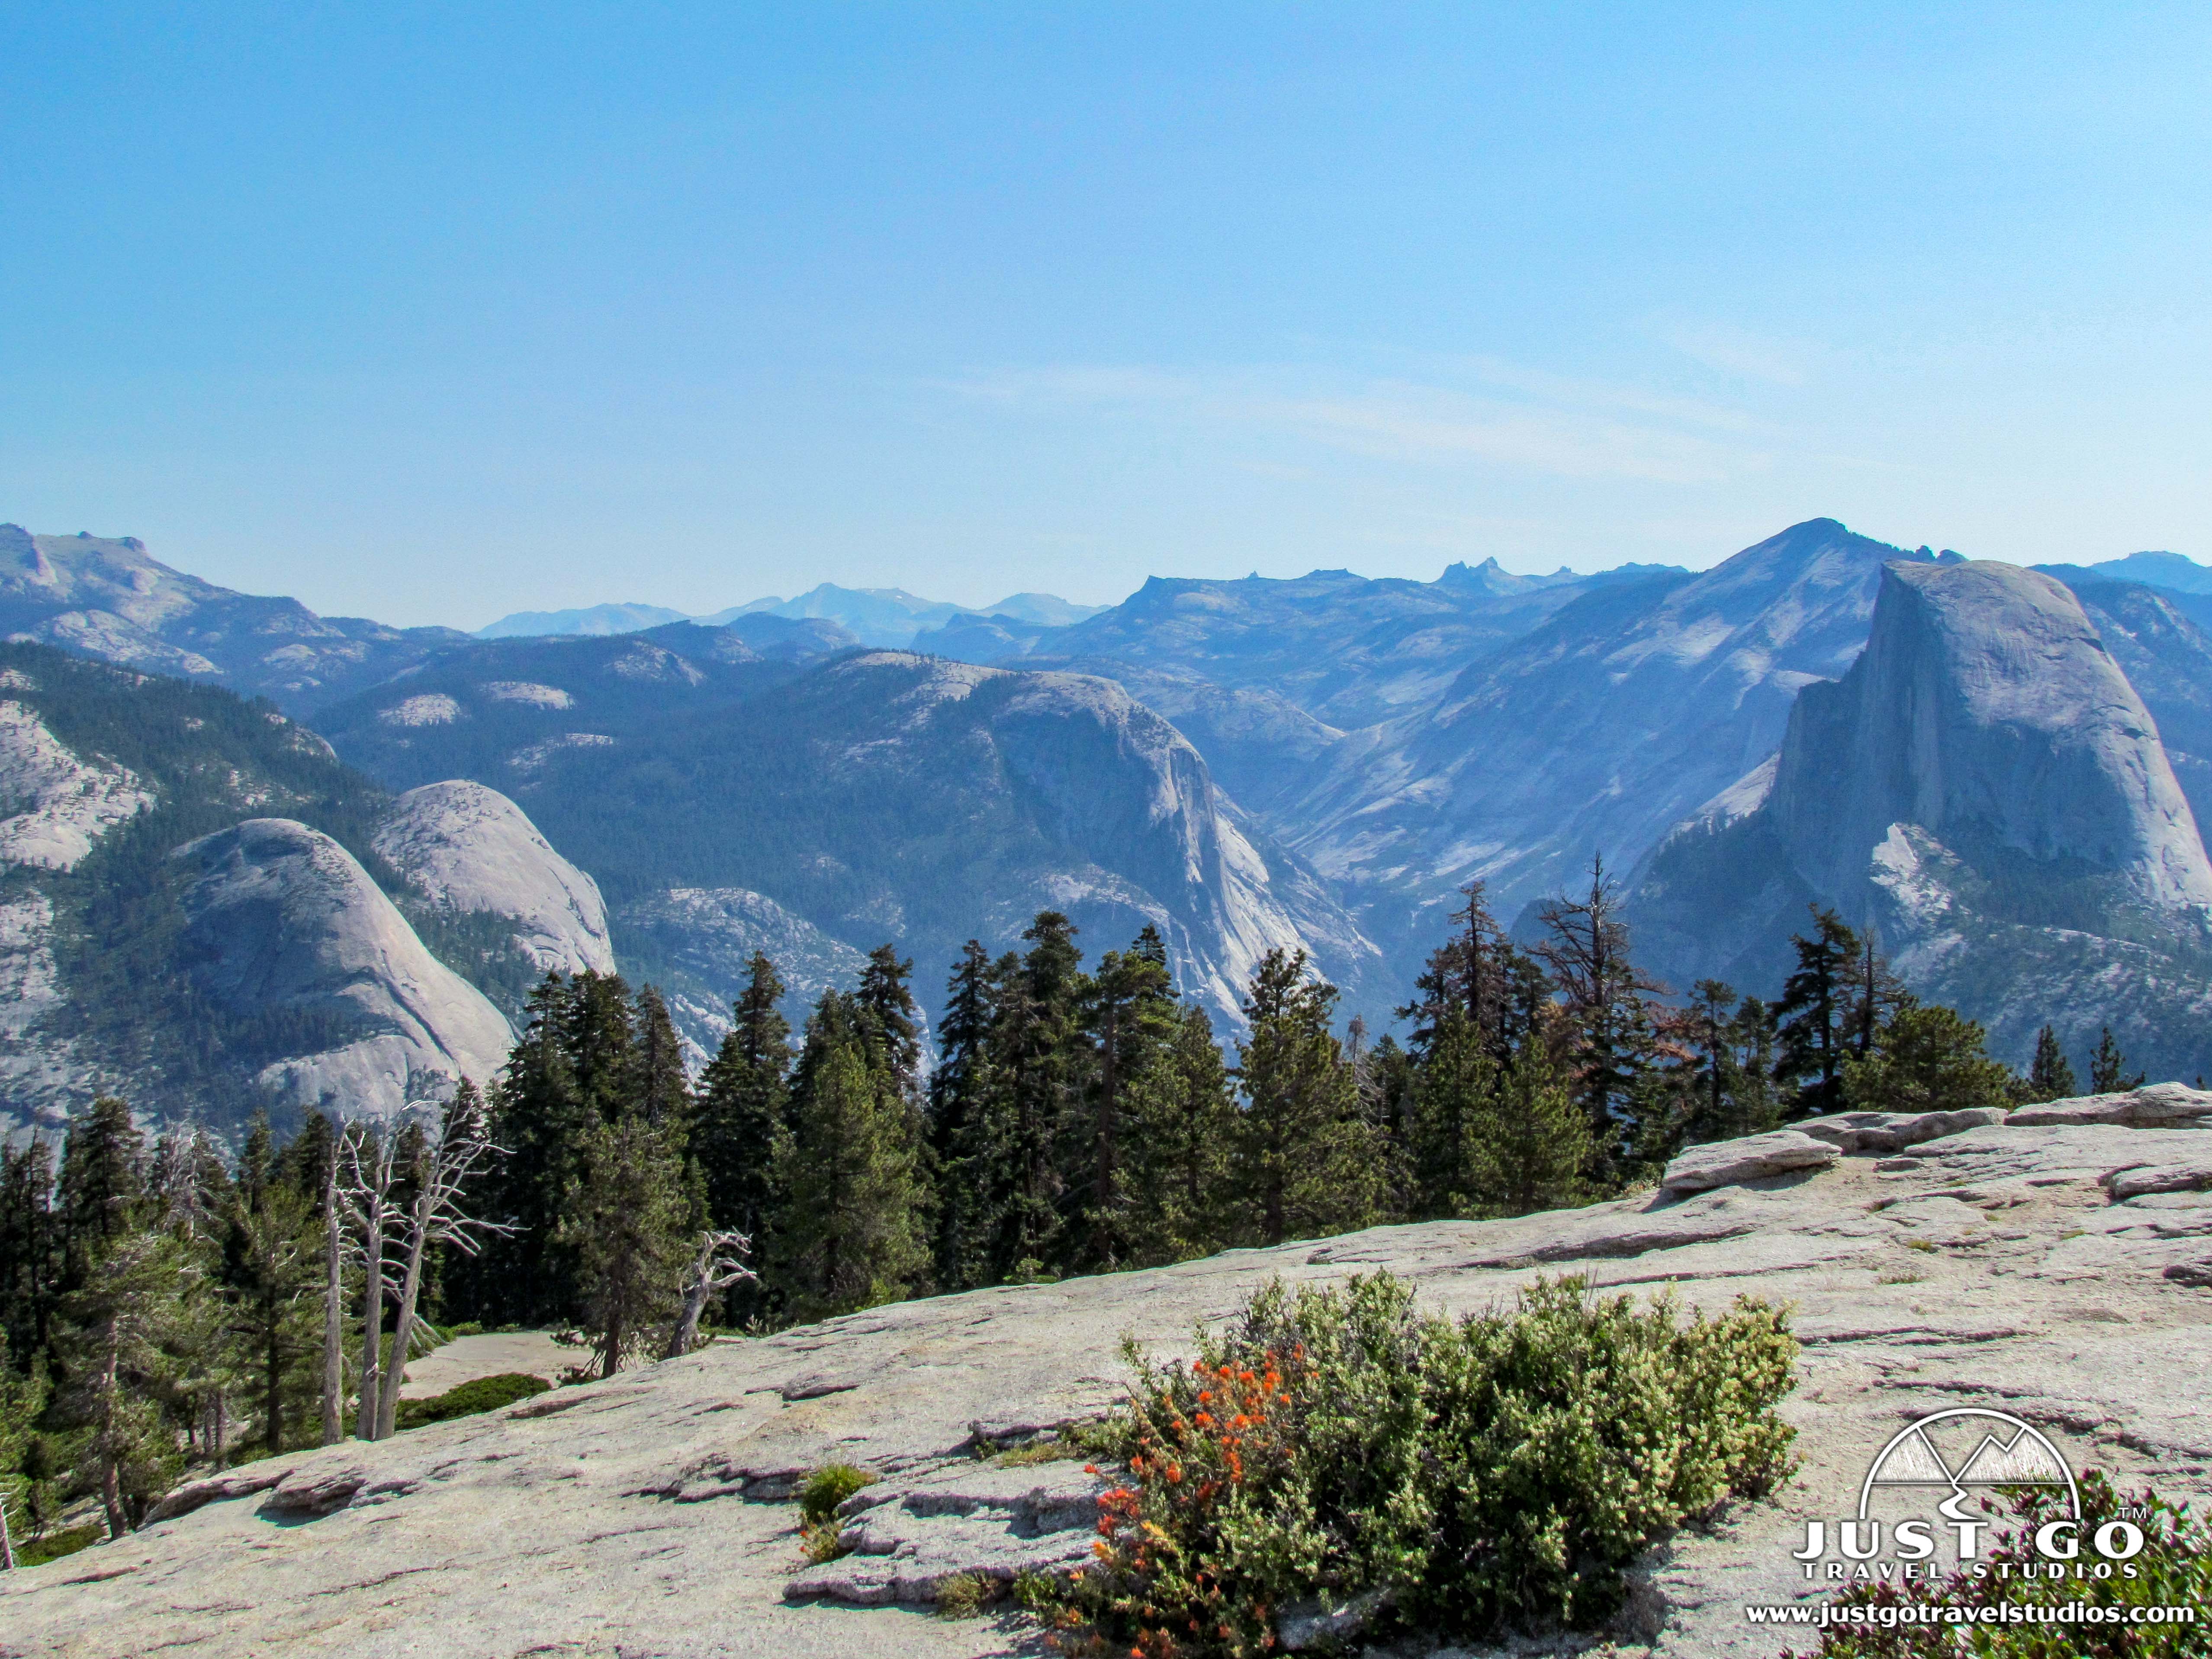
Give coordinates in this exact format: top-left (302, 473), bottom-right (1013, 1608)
top-left (665, 1234), bottom-right (715, 1360)
top-left (321, 1157), bottom-right (344, 1447)
top-left (99, 1323), bottom-right (125, 1541)
top-left (0, 1480), bottom-right (15, 1569)
top-left (599, 1304), bottom-right (623, 1379)
top-left (375, 1200), bottom-right (431, 1440)
top-left (354, 1210), bottom-right (384, 1442)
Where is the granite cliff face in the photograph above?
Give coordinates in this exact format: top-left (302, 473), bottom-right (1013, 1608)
top-left (1282, 520), bottom-right (1928, 977)
top-left (1634, 560), bottom-right (2212, 1080)
top-left (373, 781), bottom-right (615, 979)
top-left (7, 1099), bottom-right (2209, 1658)
top-left (171, 819), bottom-right (514, 1118)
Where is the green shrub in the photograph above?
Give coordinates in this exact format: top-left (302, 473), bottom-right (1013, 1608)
top-left (445, 1321), bottom-right (485, 1339)
top-left (1783, 1470), bottom-right (2210, 1658)
top-left (18, 1522), bottom-right (102, 1566)
top-left (797, 1462), bottom-right (875, 1528)
top-left (936, 1571), bottom-right (992, 1617)
top-left (1057, 1271), bottom-right (1798, 1656)
top-left (392, 1370), bottom-right (551, 1431)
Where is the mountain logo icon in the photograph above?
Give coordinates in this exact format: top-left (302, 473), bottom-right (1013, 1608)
top-left (1858, 1407), bottom-right (2078, 1524)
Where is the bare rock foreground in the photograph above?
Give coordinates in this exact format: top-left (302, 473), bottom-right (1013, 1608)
top-left (7, 1091), bottom-right (2212, 1658)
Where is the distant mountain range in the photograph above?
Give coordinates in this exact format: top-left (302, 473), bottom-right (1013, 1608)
top-left (9, 515), bottom-right (2212, 1125)
top-left (476, 583), bottom-right (1113, 649)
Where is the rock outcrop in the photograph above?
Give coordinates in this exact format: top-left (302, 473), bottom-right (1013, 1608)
top-left (172, 819), bottom-right (514, 1116)
top-left (0, 697), bottom-right (154, 871)
top-left (1633, 561), bottom-right (2212, 1082)
top-left (6, 1102), bottom-right (2209, 1658)
top-left (373, 780), bottom-right (614, 976)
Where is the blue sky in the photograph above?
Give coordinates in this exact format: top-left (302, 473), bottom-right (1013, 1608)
top-left (2, 4), bottom-right (2206, 627)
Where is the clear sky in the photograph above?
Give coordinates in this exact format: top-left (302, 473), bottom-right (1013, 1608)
top-left (3, 4), bottom-right (2207, 628)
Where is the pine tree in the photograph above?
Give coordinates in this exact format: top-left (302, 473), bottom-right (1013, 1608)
top-left (1067, 930), bottom-right (1177, 1270)
top-left (58, 1096), bottom-right (146, 1286)
top-left (980, 914), bottom-right (1087, 1280)
top-left (1405, 1010), bottom-right (1502, 1219)
top-left (0, 1331), bottom-right (45, 1567)
top-left (54, 1226), bottom-right (190, 1537)
top-left (855, 945), bottom-right (925, 1105)
top-left (692, 953), bottom-right (792, 1323)
top-left (1774, 907), bottom-right (1862, 1118)
top-left (465, 974), bottom-right (590, 1325)
top-left (558, 1106), bottom-right (689, 1377)
top-left (770, 1035), bottom-right (926, 1320)
top-left (1123, 1004), bottom-right (1239, 1264)
top-left (1461, 1050), bottom-right (1591, 1216)
top-left (2088, 1027), bottom-right (2143, 1093)
top-left (1230, 949), bottom-right (1378, 1247)
top-left (1841, 1005), bottom-right (2016, 1114)
top-left (0, 1137), bottom-right (59, 1367)
top-left (1534, 855), bottom-right (1666, 1171)
top-left (2025, 1026), bottom-right (2080, 1103)
top-left (928, 941), bottom-right (999, 1290)
top-left (220, 1114), bottom-right (323, 1457)
top-left (633, 986), bottom-right (693, 1134)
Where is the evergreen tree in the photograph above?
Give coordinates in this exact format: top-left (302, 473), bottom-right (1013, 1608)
top-left (633, 986), bottom-right (693, 1133)
top-left (1405, 1010), bottom-right (1502, 1219)
top-left (1842, 932), bottom-right (1912, 1061)
top-left (2088, 1027), bottom-right (2143, 1093)
top-left (0, 1331), bottom-right (44, 1566)
top-left (1359, 1030), bottom-right (1418, 1224)
top-left (1123, 1004), bottom-right (1239, 1264)
top-left (855, 945), bottom-right (925, 1105)
top-left (563, 970), bottom-right (642, 1123)
top-left (928, 941), bottom-right (999, 1290)
top-left (692, 953), bottom-right (792, 1323)
top-left (1774, 907), bottom-right (1862, 1118)
top-left (558, 1103), bottom-right (690, 1378)
top-left (1230, 949), bottom-right (1378, 1247)
top-left (770, 1032), bottom-right (926, 1320)
top-left (220, 1121), bottom-right (323, 1457)
top-left (462, 974), bottom-right (589, 1325)
top-left (1841, 1004), bottom-right (2016, 1114)
top-left (53, 1226), bottom-right (190, 1537)
top-left (979, 914), bottom-right (1087, 1280)
top-left (2025, 1026), bottom-right (2080, 1103)
top-left (1460, 1049), bottom-right (1591, 1216)
top-left (58, 1096), bottom-right (146, 1285)
top-left (1534, 855), bottom-right (1666, 1170)
top-left (0, 1137), bottom-right (59, 1366)
top-left (1067, 930), bottom-right (1177, 1269)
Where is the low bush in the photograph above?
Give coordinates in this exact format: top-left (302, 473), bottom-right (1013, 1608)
top-left (1783, 1470), bottom-right (2210, 1658)
top-left (1054, 1271), bottom-right (1798, 1657)
top-left (796, 1463), bottom-right (876, 1563)
top-left (17, 1522), bottom-right (102, 1566)
top-left (392, 1370), bottom-right (551, 1431)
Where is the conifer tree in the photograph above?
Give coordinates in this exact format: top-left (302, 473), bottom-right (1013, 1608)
top-left (1774, 907), bottom-right (1862, 1118)
top-left (2025, 1026), bottom-right (2079, 1103)
top-left (220, 1115), bottom-right (322, 1456)
top-left (1405, 1010), bottom-right (1501, 1219)
top-left (770, 1029), bottom-right (926, 1319)
top-left (465, 974), bottom-right (590, 1325)
top-left (558, 1105), bottom-right (689, 1378)
top-left (928, 941), bottom-right (998, 1290)
top-left (58, 1096), bottom-right (145, 1286)
top-left (1460, 1050), bottom-right (1591, 1216)
top-left (1230, 949), bottom-right (1378, 1247)
top-left (855, 945), bottom-right (925, 1105)
top-left (980, 914), bottom-right (1086, 1280)
top-left (693, 953), bottom-right (792, 1323)
top-left (633, 986), bottom-right (693, 1133)
top-left (1067, 929), bottom-right (1177, 1269)
top-left (0, 1137), bottom-right (59, 1366)
top-left (1841, 1004), bottom-right (2016, 1114)
top-left (1123, 1004), bottom-right (1239, 1264)
top-left (2088, 1026), bottom-right (2143, 1093)
top-left (0, 1331), bottom-right (43, 1567)
top-left (1534, 855), bottom-right (1666, 1170)
top-left (54, 1226), bottom-right (190, 1537)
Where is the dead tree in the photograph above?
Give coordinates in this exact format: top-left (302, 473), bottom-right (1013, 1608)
top-left (320, 1136), bottom-right (345, 1446)
top-left (663, 1230), bottom-right (756, 1360)
top-left (334, 1126), bottom-right (402, 1443)
top-left (371, 1083), bottom-right (510, 1440)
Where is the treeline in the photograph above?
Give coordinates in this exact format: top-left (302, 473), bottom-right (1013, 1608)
top-left (0, 859), bottom-right (2132, 1555)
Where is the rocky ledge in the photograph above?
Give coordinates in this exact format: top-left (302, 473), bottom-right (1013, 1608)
top-left (5, 1088), bottom-right (2211, 1658)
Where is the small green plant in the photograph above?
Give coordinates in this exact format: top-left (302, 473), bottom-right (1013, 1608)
top-left (392, 1371), bottom-right (551, 1431)
top-left (795, 1462), bottom-right (875, 1563)
top-left (1875, 1267), bottom-right (1929, 1285)
top-left (996, 1435), bottom-right (1083, 1468)
top-left (1054, 1270), bottom-right (1799, 1657)
top-left (1901, 1238), bottom-right (1939, 1253)
top-left (16, 1521), bottom-right (101, 1566)
top-left (444, 1321), bottom-right (485, 1339)
top-left (1783, 1470), bottom-right (2209, 1656)
top-left (936, 1572), bottom-right (992, 1618)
